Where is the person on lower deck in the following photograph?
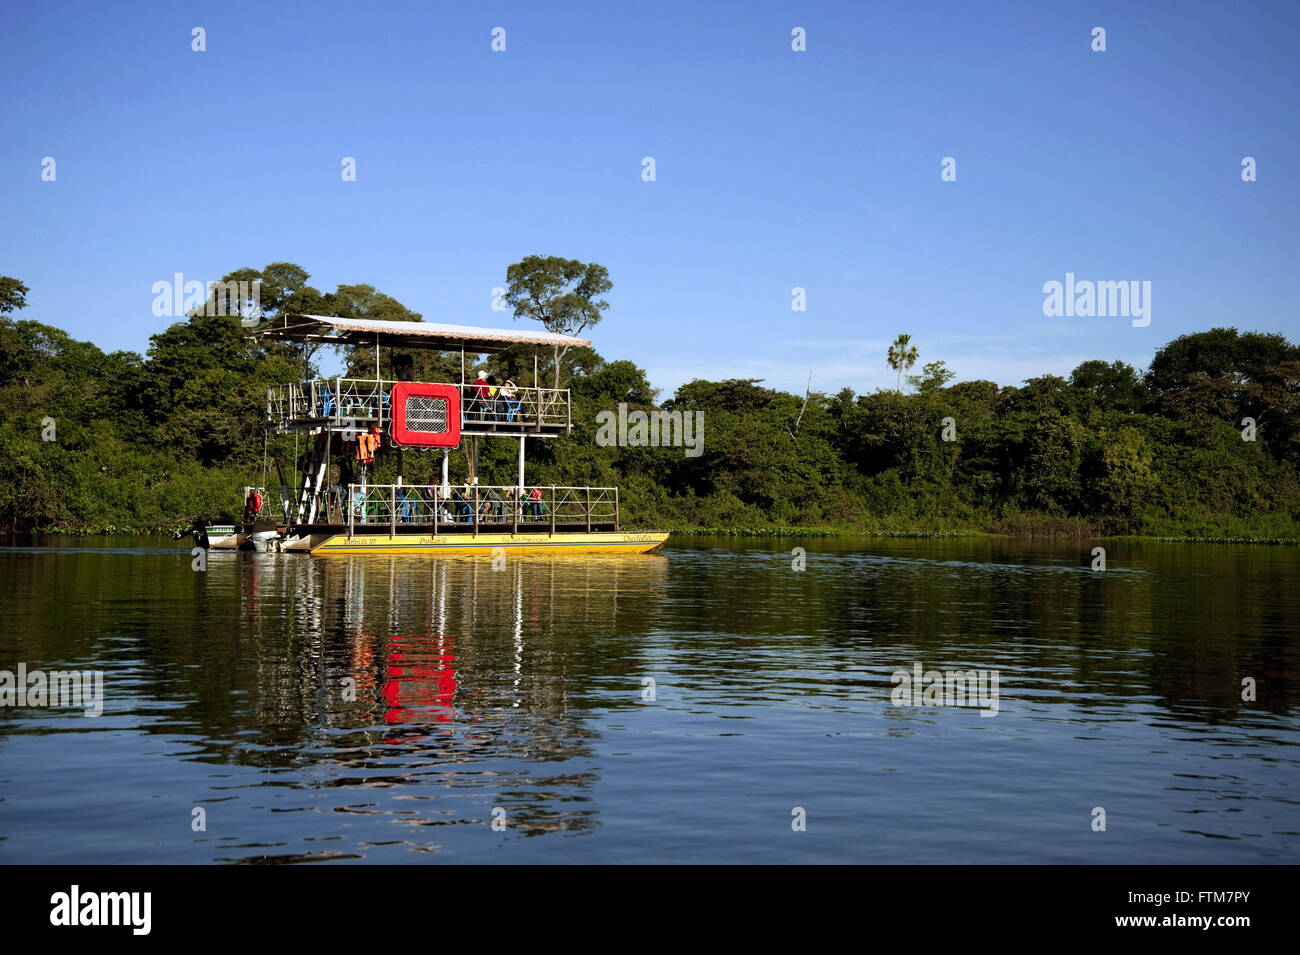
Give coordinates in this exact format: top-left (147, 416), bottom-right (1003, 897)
top-left (400, 487), bottom-right (421, 523)
top-left (482, 486), bottom-right (504, 523)
top-left (427, 486), bottom-right (452, 524)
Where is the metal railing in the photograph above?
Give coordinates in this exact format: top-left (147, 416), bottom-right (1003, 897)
top-left (266, 378), bottom-right (571, 434)
top-left (342, 484), bottom-right (619, 537)
top-left (460, 384), bottom-right (570, 433)
top-left (267, 378), bottom-right (394, 433)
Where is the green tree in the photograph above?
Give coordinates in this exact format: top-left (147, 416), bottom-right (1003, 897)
top-left (331, 283), bottom-right (424, 379)
top-left (906, 360), bottom-right (955, 394)
top-left (1093, 426), bottom-right (1157, 524)
top-left (0, 277), bottom-right (30, 314)
top-left (1069, 359), bottom-right (1148, 412)
top-left (1022, 413), bottom-right (1087, 513)
top-left (504, 255), bottom-right (611, 388)
top-left (887, 334), bottom-right (919, 393)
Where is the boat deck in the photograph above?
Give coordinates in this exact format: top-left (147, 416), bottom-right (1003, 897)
top-left (255, 520), bottom-right (621, 536)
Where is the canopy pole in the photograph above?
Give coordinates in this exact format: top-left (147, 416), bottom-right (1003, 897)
top-left (518, 434), bottom-right (526, 491)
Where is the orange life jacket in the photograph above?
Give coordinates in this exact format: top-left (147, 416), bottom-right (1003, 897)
top-left (355, 431), bottom-right (381, 463)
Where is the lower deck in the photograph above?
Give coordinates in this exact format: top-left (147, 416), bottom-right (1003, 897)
top-left (213, 524), bottom-right (668, 555)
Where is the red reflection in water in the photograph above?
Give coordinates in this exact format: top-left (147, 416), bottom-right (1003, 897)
top-left (381, 633), bottom-right (457, 728)
top-left (242, 558), bottom-right (259, 627)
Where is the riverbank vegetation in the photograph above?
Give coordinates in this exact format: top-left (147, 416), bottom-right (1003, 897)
top-left (1, 264), bottom-right (1297, 541)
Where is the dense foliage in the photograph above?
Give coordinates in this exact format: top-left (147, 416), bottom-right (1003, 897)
top-left (1, 265), bottom-right (1297, 539)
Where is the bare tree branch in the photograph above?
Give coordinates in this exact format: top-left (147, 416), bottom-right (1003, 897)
top-left (787, 371), bottom-right (814, 439)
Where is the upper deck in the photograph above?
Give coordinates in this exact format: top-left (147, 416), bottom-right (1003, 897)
top-left (268, 377), bottom-right (572, 437)
top-left (252, 313), bottom-right (590, 440)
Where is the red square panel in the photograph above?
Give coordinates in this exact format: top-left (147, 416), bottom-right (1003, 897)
top-left (390, 382), bottom-right (461, 448)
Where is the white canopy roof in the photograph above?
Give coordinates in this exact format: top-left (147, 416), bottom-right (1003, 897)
top-left (253, 313), bottom-right (591, 353)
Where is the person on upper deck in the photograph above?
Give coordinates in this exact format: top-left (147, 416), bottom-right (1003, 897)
top-left (486, 374), bottom-right (501, 423)
top-left (468, 370), bottom-right (491, 423)
top-left (500, 379), bottom-right (520, 422)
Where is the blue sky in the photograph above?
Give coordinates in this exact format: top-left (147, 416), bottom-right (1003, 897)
top-left (3, 0), bottom-right (1297, 396)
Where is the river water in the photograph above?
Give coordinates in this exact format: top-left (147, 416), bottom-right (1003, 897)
top-left (0, 536), bottom-right (1296, 863)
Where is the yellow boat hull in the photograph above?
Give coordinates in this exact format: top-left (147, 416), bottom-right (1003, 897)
top-left (310, 530), bottom-right (669, 556)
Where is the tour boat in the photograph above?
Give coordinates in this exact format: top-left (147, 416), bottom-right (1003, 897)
top-left (219, 313), bottom-right (669, 556)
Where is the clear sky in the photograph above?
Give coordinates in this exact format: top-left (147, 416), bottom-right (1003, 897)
top-left (3, 0), bottom-right (1297, 396)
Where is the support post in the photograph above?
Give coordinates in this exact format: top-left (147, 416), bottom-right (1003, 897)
top-left (440, 449), bottom-right (449, 535)
top-left (549, 487), bottom-right (556, 535)
top-left (585, 487), bottom-right (591, 533)
top-left (615, 486), bottom-right (620, 531)
top-left (390, 485), bottom-right (396, 538)
top-left (473, 485), bottom-right (479, 537)
top-left (349, 485), bottom-right (354, 538)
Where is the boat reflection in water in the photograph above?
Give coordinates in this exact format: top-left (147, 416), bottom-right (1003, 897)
top-left (381, 632), bottom-right (457, 732)
top-left (228, 551), bottom-right (668, 851)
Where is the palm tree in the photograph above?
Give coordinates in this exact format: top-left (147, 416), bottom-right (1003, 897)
top-left (887, 334), bottom-right (919, 393)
